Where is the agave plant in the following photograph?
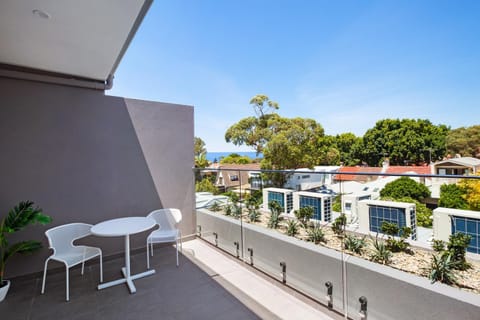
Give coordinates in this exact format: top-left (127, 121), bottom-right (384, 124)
top-left (429, 252), bottom-right (458, 285)
top-left (1, 201), bottom-right (52, 285)
top-left (208, 202), bottom-right (222, 212)
top-left (267, 201), bottom-right (283, 229)
top-left (370, 235), bottom-right (392, 265)
top-left (307, 223), bottom-right (326, 244)
top-left (248, 208), bottom-right (261, 223)
top-left (286, 220), bottom-right (299, 237)
top-left (344, 234), bottom-right (366, 254)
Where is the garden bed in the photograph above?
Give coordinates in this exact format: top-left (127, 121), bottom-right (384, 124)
top-left (212, 208), bottom-right (480, 295)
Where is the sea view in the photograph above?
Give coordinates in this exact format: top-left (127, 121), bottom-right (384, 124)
top-left (206, 151), bottom-right (262, 162)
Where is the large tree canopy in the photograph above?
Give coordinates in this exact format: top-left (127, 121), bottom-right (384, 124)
top-left (446, 125), bottom-right (480, 158)
top-left (225, 95), bottom-right (279, 155)
top-left (333, 132), bottom-right (364, 166)
top-left (362, 119), bottom-right (449, 166)
top-left (380, 177), bottom-right (431, 201)
top-left (261, 117), bottom-right (329, 169)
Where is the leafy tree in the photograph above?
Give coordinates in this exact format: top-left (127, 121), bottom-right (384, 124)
top-left (438, 184), bottom-right (468, 209)
top-left (446, 125), bottom-right (480, 158)
top-left (362, 118), bottom-right (449, 166)
top-left (225, 94), bottom-right (279, 155)
top-left (332, 195), bottom-right (342, 212)
top-left (334, 132), bottom-right (363, 166)
top-left (220, 153), bottom-right (252, 164)
top-left (261, 117), bottom-right (329, 169)
top-left (194, 153), bottom-right (210, 169)
top-left (194, 137), bottom-right (207, 157)
top-left (458, 174), bottom-right (480, 211)
top-left (380, 177), bottom-right (430, 201)
top-left (195, 178), bottom-right (218, 194)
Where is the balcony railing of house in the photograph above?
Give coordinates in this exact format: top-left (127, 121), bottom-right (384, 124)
top-left (193, 167), bottom-right (480, 320)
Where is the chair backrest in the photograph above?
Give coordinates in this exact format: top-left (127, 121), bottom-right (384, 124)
top-left (147, 208), bottom-right (182, 231)
top-left (45, 223), bottom-right (93, 255)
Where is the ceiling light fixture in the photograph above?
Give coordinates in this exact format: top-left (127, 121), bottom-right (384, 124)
top-left (32, 9), bottom-right (51, 19)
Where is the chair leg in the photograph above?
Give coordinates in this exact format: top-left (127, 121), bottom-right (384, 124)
top-left (176, 239), bottom-right (179, 267)
top-left (65, 264), bottom-right (70, 302)
top-left (99, 252), bottom-right (103, 283)
top-left (180, 231), bottom-right (183, 253)
top-left (150, 242), bottom-right (154, 256)
top-left (81, 248), bottom-right (87, 275)
top-left (41, 258), bottom-right (50, 294)
top-left (146, 239), bottom-right (150, 269)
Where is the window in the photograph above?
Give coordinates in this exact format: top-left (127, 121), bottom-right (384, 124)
top-left (451, 216), bottom-right (480, 254)
top-left (268, 191), bottom-right (285, 212)
top-left (410, 208), bottom-right (417, 240)
top-left (229, 174), bottom-right (239, 181)
top-left (324, 198), bottom-right (332, 222)
top-left (299, 196), bottom-right (322, 220)
top-left (301, 175), bottom-right (311, 179)
top-left (359, 195), bottom-right (371, 201)
top-left (369, 205), bottom-right (407, 235)
top-left (345, 202), bottom-right (352, 212)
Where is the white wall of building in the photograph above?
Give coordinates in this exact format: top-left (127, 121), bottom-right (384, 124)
top-left (357, 200), bottom-right (416, 239)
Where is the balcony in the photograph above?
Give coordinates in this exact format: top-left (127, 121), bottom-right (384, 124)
top-left (0, 239), bottom-right (341, 320)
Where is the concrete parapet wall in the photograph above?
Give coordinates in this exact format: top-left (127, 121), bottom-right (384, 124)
top-left (197, 210), bottom-right (480, 320)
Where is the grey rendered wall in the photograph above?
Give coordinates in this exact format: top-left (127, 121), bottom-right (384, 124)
top-left (0, 77), bottom-right (194, 278)
top-left (197, 210), bottom-right (480, 320)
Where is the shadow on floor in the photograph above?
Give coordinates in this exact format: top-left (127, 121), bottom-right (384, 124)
top-left (0, 245), bottom-right (262, 320)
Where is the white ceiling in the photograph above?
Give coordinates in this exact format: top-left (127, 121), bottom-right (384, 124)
top-left (0, 0), bottom-right (150, 82)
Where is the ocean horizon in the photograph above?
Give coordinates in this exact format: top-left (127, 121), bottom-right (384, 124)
top-left (206, 151), bottom-right (263, 162)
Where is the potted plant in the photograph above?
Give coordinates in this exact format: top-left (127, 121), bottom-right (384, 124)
top-left (0, 201), bottom-right (52, 302)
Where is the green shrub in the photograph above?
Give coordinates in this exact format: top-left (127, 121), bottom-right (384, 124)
top-left (344, 234), bottom-right (366, 254)
top-left (447, 232), bottom-right (472, 270)
top-left (307, 224), bottom-right (326, 244)
top-left (331, 215), bottom-right (347, 237)
top-left (431, 239), bottom-right (446, 252)
top-left (380, 222), bottom-right (412, 253)
top-left (294, 206), bottom-right (314, 227)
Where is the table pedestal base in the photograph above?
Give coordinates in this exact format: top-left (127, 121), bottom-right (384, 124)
top-left (97, 268), bottom-right (155, 293)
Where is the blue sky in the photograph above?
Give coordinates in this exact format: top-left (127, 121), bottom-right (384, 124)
top-left (109, 0), bottom-right (480, 152)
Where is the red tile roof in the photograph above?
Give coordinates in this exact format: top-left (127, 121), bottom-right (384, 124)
top-left (384, 166), bottom-right (431, 175)
top-left (334, 167), bottom-right (382, 182)
top-left (334, 165), bottom-right (432, 182)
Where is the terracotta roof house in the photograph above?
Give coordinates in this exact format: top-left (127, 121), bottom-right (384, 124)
top-left (214, 163), bottom-right (262, 192)
top-left (334, 166), bottom-right (383, 182)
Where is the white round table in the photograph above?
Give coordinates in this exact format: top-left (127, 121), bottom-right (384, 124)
top-left (91, 217), bottom-right (156, 294)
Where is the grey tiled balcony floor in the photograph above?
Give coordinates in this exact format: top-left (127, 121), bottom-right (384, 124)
top-left (0, 244), bottom-right (263, 320)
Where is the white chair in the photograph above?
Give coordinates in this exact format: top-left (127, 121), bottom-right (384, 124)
top-left (41, 223), bottom-right (103, 301)
top-left (146, 208), bottom-right (182, 268)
